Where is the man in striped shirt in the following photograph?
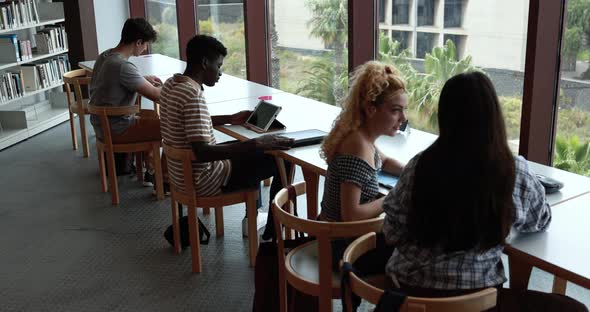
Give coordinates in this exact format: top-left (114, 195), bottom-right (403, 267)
top-left (159, 35), bottom-right (293, 239)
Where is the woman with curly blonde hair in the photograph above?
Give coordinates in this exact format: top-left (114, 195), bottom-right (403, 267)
top-left (319, 61), bottom-right (407, 222)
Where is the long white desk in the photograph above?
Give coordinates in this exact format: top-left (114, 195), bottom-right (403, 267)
top-left (213, 92), bottom-right (590, 215)
top-left (506, 193), bottom-right (590, 294)
top-left (79, 53), bottom-right (284, 105)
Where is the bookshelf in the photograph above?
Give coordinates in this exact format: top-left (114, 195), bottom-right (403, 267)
top-left (0, 1), bottom-right (69, 150)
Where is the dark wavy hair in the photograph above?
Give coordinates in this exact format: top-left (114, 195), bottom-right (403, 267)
top-left (120, 18), bottom-right (157, 44)
top-left (408, 72), bottom-right (515, 251)
top-left (185, 35), bottom-right (228, 73)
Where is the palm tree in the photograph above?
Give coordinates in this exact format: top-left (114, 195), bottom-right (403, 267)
top-left (305, 0), bottom-right (348, 106)
top-left (409, 39), bottom-right (477, 128)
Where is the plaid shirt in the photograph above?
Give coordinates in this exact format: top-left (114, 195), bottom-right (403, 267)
top-left (383, 154), bottom-right (552, 289)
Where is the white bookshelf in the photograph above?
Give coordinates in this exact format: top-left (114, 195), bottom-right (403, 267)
top-left (0, 2), bottom-right (69, 151)
top-left (0, 49), bottom-right (69, 71)
top-left (0, 82), bottom-right (63, 106)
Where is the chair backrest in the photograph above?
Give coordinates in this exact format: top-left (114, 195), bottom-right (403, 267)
top-left (342, 232), bottom-right (498, 312)
top-left (63, 69), bottom-right (91, 112)
top-left (87, 104), bottom-right (140, 148)
top-left (162, 142), bottom-right (197, 203)
top-left (272, 182), bottom-right (384, 308)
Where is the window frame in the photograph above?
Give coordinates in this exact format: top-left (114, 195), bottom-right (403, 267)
top-left (129, 0), bottom-right (568, 165)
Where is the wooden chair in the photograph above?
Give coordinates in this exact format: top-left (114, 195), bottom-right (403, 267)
top-left (162, 142), bottom-right (259, 272)
top-left (63, 69), bottom-right (91, 157)
top-left (272, 181), bottom-right (384, 312)
top-left (87, 104), bottom-right (164, 205)
top-left (342, 232), bottom-right (498, 312)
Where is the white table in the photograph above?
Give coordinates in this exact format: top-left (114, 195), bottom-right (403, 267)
top-left (213, 93), bottom-right (590, 215)
top-left (506, 193), bottom-right (590, 294)
top-left (79, 53), bottom-right (284, 105)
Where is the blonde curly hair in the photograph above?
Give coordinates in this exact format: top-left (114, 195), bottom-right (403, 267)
top-left (320, 61), bottom-right (406, 163)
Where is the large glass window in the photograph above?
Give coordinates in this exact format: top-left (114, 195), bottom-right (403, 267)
top-left (147, 0), bottom-right (180, 59)
top-left (392, 31), bottom-right (411, 51)
top-left (417, 0), bottom-right (436, 26)
top-left (416, 32), bottom-right (437, 58)
top-left (554, 0), bottom-right (590, 176)
top-left (444, 0), bottom-right (464, 28)
top-left (196, 0), bottom-right (247, 79)
top-left (269, 0), bottom-right (348, 106)
top-left (392, 0), bottom-right (411, 25)
top-left (378, 1), bottom-right (529, 153)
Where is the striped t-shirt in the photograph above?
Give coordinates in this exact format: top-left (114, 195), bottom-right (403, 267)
top-left (159, 74), bottom-right (231, 196)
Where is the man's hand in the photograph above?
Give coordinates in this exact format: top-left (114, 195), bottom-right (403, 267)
top-left (253, 135), bottom-right (294, 151)
top-left (145, 75), bottom-right (162, 87)
top-left (230, 110), bottom-right (252, 125)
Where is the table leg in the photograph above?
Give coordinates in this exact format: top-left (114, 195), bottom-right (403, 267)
top-left (302, 168), bottom-right (319, 220)
top-left (508, 253), bottom-right (533, 290)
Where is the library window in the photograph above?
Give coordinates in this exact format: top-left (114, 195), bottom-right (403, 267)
top-left (196, 0), bottom-right (247, 79)
top-left (268, 0), bottom-right (348, 107)
top-left (392, 0), bottom-right (411, 25)
top-left (554, 1), bottom-right (590, 177)
top-left (146, 0), bottom-right (180, 59)
top-left (417, 0), bottom-right (436, 26)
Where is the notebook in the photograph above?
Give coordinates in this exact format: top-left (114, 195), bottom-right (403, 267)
top-left (280, 129), bottom-right (327, 148)
top-left (378, 171), bottom-right (399, 190)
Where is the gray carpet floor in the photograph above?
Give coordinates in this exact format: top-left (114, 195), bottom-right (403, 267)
top-left (0, 119), bottom-right (588, 311)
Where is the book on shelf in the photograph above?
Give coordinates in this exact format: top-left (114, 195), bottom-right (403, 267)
top-left (0, 33), bottom-right (20, 62)
top-left (0, 70), bottom-right (24, 102)
top-left (34, 24), bottom-right (66, 54)
top-left (0, 0), bottom-right (39, 30)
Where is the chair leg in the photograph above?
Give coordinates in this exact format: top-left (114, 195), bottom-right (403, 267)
top-left (203, 207), bottom-right (210, 215)
top-left (171, 199), bottom-right (181, 254)
top-left (246, 192), bottom-right (258, 267)
top-left (106, 150), bottom-right (120, 205)
top-left (69, 111), bottom-right (78, 151)
top-left (97, 147), bottom-right (108, 192)
top-left (79, 112), bottom-right (90, 158)
top-left (187, 204), bottom-right (202, 273)
top-left (135, 153), bottom-right (143, 182)
top-left (153, 144), bottom-right (164, 200)
top-left (214, 206), bottom-right (224, 237)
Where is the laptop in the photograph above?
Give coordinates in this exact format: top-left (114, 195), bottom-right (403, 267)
top-left (378, 171), bottom-right (399, 190)
top-left (280, 129), bottom-right (327, 148)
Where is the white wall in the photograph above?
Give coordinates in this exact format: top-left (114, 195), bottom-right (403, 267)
top-left (93, 0), bottom-right (130, 53)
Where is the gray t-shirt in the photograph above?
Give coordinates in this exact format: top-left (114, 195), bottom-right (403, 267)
top-left (89, 49), bottom-right (145, 136)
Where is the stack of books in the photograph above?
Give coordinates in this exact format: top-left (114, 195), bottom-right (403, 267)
top-left (34, 25), bottom-right (67, 54)
top-left (0, 34), bottom-right (32, 62)
top-left (0, 55), bottom-right (70, 103)
top-left (0, 0), bottom-right (40, 30)
top-left (0, 70), bottom-right (23, 101)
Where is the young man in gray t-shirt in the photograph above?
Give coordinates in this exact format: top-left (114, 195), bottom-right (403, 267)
top-left (89, 18), bottom-right (163, 183)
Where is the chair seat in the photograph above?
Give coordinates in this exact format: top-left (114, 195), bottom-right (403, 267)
top-left (287, 241), bottom-right (340, 288)
top-left (70, 99), bottom-right (89, 114)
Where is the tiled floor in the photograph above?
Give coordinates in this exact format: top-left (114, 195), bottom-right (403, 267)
top-left (0, 120), bottom-right (588, 311)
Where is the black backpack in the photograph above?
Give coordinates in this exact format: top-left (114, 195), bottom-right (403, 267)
top-left (164, 204), bottom-right (211, 247)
